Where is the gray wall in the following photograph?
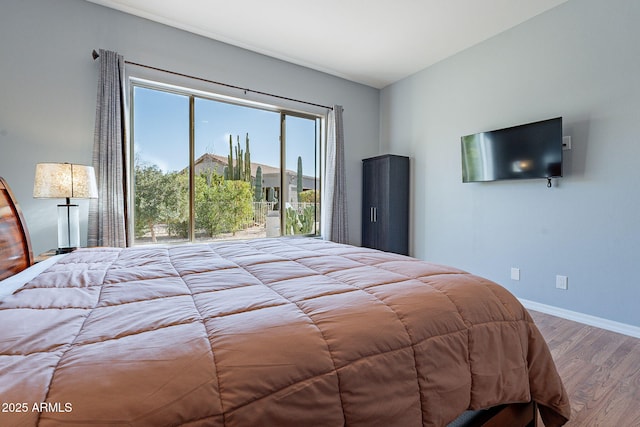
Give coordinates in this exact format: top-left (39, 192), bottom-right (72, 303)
top-left (0, 0), bottom-right (379, 254)
top-left (3, 0), bottom-right (638, 328)
top-left (380, 0), bottom-right (640, 326)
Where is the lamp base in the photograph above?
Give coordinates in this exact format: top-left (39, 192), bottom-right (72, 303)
top-left (56, 247), bottom-right (77, 255)
top-left (57, 203), bottom-right (80, 250)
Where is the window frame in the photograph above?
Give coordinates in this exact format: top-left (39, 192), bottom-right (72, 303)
top-left (127, 77), bottom-right (324, 245)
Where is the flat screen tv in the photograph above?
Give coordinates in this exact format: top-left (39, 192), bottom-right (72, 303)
top-left (461, 117), bottom-right (563, 183)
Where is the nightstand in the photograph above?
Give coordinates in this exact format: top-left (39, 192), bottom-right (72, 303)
top-left (34, 249), bottom-right (70, 263)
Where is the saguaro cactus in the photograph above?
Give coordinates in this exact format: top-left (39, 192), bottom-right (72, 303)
top-left (254, 166), bottom-right (263, 201)
top-left (227, 135), bottom-right (234, 181)
top-left (245, 133), bottom-right (251, 184)
top-left (297, 156), bottom-right (303, 201)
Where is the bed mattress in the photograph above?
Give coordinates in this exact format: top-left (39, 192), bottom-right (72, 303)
top-left (0, 238), bottom-right (570, 426)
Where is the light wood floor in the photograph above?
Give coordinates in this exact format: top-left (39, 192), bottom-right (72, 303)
top-left (529, 310), bottom-right (640, 426)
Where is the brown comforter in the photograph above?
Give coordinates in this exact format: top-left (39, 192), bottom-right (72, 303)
top-left (0, 238), bottom-right (569, 426)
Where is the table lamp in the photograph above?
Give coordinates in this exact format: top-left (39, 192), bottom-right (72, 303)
top-left (33, 163), bottom-right (98, 253)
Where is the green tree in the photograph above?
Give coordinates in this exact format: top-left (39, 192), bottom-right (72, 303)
top-left (219, 180), bottom-right (253, 235)
top-left (195, 173), bottom-right (224, 236)
top-left (194, 171), bottom-right (253, 237)
top-left (299, 190), bottom-right (318, 203)
top-left (135, 147), bottom-right (256, 242)
top-left (134, 162), bottom-right (165, 241)
top-left (195, 134), bottom-right (255, 238)
top-left (134, 160), bottom-right (189, 242)
top-left (164, 171), bottom-right (189, 238)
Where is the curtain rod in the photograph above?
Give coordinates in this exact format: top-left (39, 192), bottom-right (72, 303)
top-left (92, 50), bottom-right (333, 111)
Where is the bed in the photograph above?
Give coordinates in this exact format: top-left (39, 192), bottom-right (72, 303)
top-left (0, 176), bottom-right (570, 426)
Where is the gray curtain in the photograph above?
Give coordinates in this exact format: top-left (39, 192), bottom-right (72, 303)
top-left (88, 49), bottom-right (127, 247)
top-left (322, 105), bottom-right (348, 243)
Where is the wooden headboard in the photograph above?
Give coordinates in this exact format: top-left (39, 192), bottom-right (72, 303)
top-left (0, 177), bottom-right (34, 280)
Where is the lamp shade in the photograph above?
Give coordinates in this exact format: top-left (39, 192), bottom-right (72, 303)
top-left (33, 163), bottom-right (98, 199)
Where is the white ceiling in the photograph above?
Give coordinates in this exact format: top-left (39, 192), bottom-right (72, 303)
top-left (86, 0), bottom-right (568, 89)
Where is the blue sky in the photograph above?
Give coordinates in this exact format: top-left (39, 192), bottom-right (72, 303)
top-left (133, 86), bottom-right (318, 176)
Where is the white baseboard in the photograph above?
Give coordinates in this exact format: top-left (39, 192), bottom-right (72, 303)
top-left (519, 298), bottom-right (640, 339)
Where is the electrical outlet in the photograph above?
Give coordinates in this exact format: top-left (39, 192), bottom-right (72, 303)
top-left (511, 267), bottom-right (520, 281)
top-left (556, 275), bottom-right (568, 290)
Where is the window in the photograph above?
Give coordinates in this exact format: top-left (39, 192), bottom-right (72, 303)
top-left (130, 82), bottom-right (322, 245)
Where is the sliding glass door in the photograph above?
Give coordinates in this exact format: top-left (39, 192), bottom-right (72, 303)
top-left (131, 82), bottom-right (322, 245)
